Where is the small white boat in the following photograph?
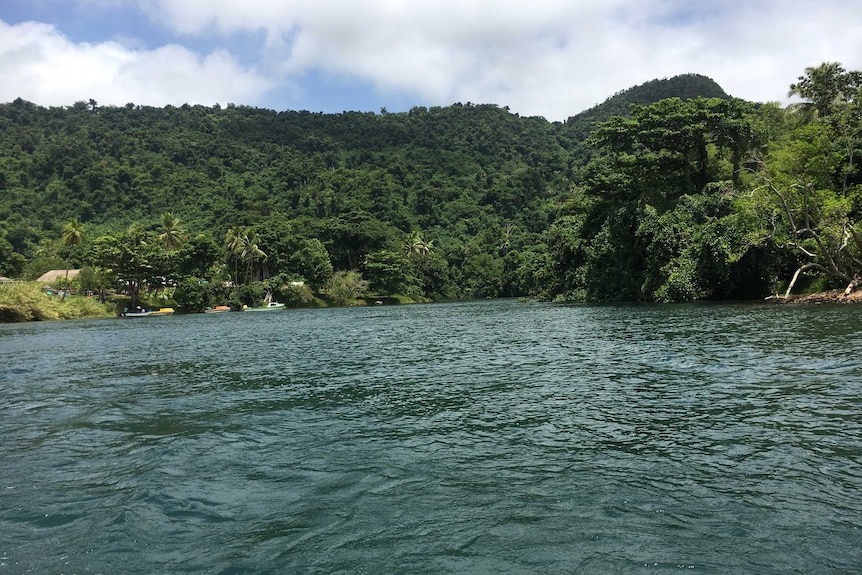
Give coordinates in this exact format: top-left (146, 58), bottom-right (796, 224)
top-left (121, 310), bottom-right (151, 318)
top-left (243, 301), bottom-right (285, 312)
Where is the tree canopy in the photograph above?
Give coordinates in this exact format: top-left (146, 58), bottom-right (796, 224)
top-left (1, 66), bottom-right (859, 305)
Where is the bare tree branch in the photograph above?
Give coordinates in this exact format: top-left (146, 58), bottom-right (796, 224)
top-left (788, 242), bottom-right (817, 258)
top-left (784, 263), bottom-right (830, 298)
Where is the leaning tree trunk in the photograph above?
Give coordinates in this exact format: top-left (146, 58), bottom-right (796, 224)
top-left (62, 262), bottom-right (70, 301)
top-left (783, 262), bottom-right (853, 299)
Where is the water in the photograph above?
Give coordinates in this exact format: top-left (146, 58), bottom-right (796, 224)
top-left (1, 300), bottom-right (861, 574)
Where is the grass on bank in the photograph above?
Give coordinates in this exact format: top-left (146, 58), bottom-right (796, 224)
top-left (0, 282), bottom-right (116, 322)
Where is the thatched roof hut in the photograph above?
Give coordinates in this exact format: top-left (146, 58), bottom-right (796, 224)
top-left (36, 269), bottom-right (80, 283)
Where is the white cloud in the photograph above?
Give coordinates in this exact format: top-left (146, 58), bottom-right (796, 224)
top-left (4, 1), bottom-right (862, 118)
top-left (141, 0), bottom-right (637, 115)
top-left (131, 0), bottom-right (862, 119)
top-left (0, 19), bottom-right (275, 107)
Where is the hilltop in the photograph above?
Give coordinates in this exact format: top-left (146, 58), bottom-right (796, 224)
top-left (562, 73), bottom-right (730, 142)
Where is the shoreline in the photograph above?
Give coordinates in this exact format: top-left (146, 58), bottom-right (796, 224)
top-left (780, 289), bottom-right (862, 304)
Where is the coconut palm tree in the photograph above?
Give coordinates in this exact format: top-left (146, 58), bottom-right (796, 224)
top-left (419, 237), bottom-right (434, 256)
top-left (36, 238), bottom-right (59, 259)
top-left (240, 230), bottom-right (267, 282)
top-left (787, 62), bottom-right (862, 120)
top-left (403, 231), bottom-right (434, 258)
top-left (158, 212), bottom-right (187, 250)
top-left (122, 224), bottom-right (149, 310)
top-left (61, 218), bottom-right (86, 300)
top-left (225, 227), bottom-right (246, 285)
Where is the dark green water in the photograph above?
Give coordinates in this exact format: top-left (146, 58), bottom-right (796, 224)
top-left (2, 300), bottom-right (861, 574)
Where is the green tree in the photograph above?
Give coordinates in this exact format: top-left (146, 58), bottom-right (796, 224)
top-left (22, 256), bottom-right (67, 282)
top-left (230, 282), bottom-right (266, 309)
top-left (89, 226), bottom-right (167, 309)
top-left (743, 63), bottom-right (862, 297)
top-left (0, 236), bottom-right (27, 278)
top-left (76, 266), bottom-right (114, 295)
top-left (173, 277), bottom-right (208, 312)
top-left (745, 136), bottom-right (861, 295)
top-left (224, 227), bottom-right (244, 285)
top-left (403, 231), bottom-right (434, 258)
top-left (35, 239), bottom-right (59, 259)
top-left (463, 253), bottom-right (504, 298)
top-left (290, 238), bottom-right (333, 289)
top-left (176, 232), bottom-right (223, 281)
top-left (325, 270), bottom-right (367, 306)
top-left (363, 249), bottom-right (415, 296)
top-left (411, 250), bottom-right (451, 299)
top-left (326, 211), bottom-right (393, 269)
top-left (158, 211), bottom-right (187, 250)
top-left (549, 97), bottom-right (760, 301)
top-left (61, 218), bottom-right (86, 300)
top-left (239, 229), bottom-right (266, 283)
top-left (788, 62), bottom-right (861, 118)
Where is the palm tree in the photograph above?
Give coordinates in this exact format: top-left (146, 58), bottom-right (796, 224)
top-left (787, 62), bottom-right (857, 118)
top-left (420, 237), bottom-right (435, 256)
top-left (403, 231), bottom-right (434, 258)
top-left (225, 227), bottom-right (245, 285)
top-left (61, 218), bottom-right (86, 300)
top-left (240, 230), bottom-right (267, 282)
top-left (158, 212), bottom-right (186, 250)
top-left (124, 224), bottom-right (148, 310)
top-left (36, 238), bottom-right (59, 259)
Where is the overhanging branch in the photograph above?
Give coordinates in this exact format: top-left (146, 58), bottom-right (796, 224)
top-left (784, 262), bottom-right (830, 298)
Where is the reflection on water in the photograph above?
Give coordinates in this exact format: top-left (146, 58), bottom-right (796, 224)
top-left (2, 300), bottom-right (861, 573)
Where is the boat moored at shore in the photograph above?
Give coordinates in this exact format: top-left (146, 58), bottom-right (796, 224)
top-left (243, 301), bottom-right (285, 312)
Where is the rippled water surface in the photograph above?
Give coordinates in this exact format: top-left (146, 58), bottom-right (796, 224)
top-left (2, 300), bottom-right (861, 573)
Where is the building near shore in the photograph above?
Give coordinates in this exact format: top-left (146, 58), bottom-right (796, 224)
top-left (36, 269), bottom-right (80, 283)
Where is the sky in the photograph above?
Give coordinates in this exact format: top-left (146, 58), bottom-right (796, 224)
top-left (1, 0), bottom-right (861, 121)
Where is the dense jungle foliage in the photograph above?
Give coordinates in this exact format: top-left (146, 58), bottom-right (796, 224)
top-left (1, 65), bottom-right (860, 311)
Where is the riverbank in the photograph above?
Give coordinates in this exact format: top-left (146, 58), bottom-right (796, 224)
top-left (0, 282), bottom-right (115, 322)
top-left (3, 280), bottom-right (860, 323)
top-left (784, 289), bottom-right (862, 304)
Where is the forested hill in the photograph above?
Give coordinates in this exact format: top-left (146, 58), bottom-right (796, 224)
top-left (5, 64), bottom-right (854, 306)
top-left (562, 73), bottom-right (731, 143)
top-left (0, 101), bottom-right (570, 271)
top-left (0, 74), bottom-right (728, 273)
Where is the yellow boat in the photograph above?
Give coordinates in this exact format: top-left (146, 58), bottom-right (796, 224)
top-left (149, 307), bottom-right (175, 316)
